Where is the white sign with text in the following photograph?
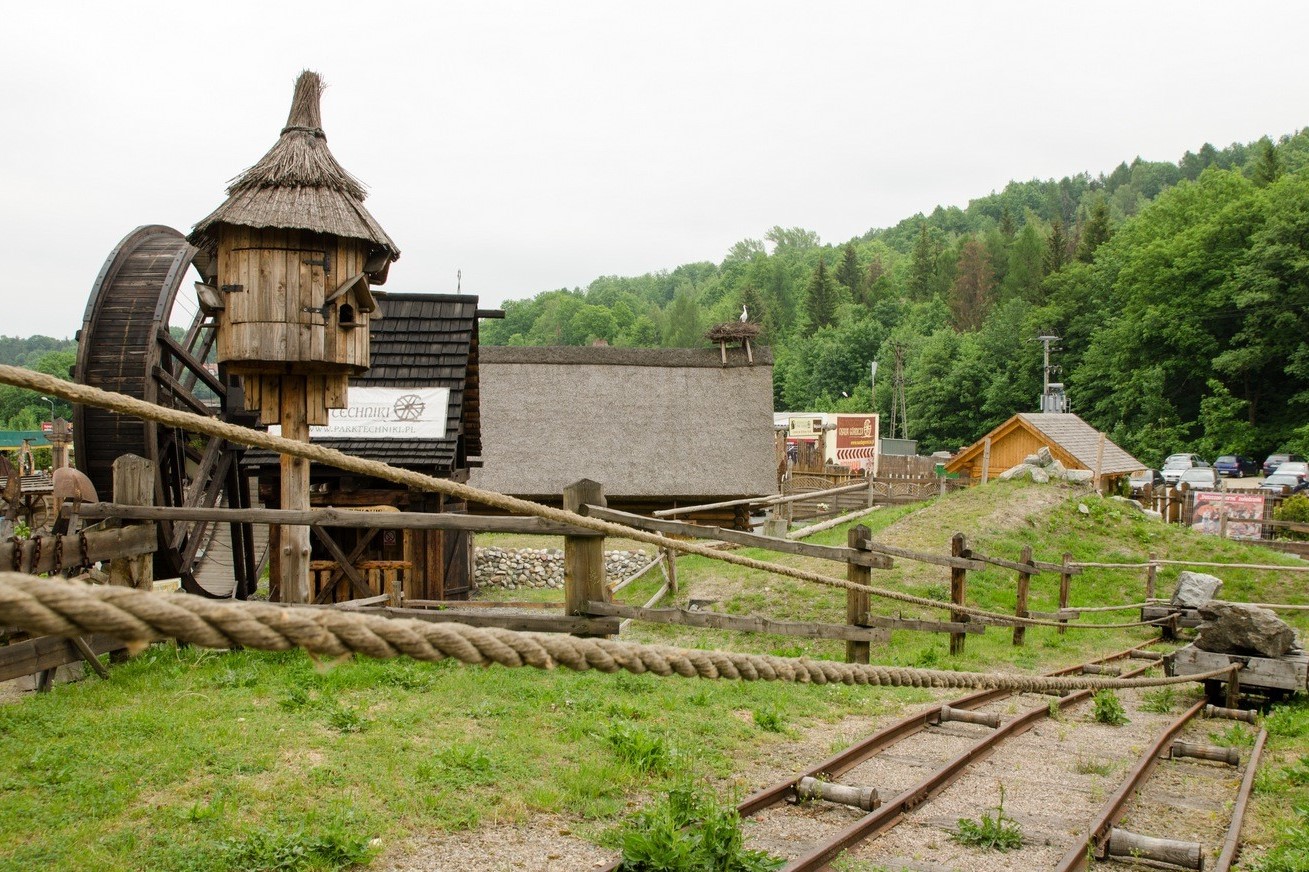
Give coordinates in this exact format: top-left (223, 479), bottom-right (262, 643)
top-left (269, 387), bottom-right (450, 440)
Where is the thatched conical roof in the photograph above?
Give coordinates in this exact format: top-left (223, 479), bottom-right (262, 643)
top-left (189, 71), bottom-right (399, 277)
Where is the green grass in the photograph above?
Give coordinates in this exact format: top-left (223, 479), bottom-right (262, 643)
top-left (3, 481), bottom-right (1309, 868)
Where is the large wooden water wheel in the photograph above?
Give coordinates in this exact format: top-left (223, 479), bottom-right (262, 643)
top-left (73, 225), bottom-right (257, 598)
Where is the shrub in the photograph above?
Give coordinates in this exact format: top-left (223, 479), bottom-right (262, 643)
top-left (619, 783), bottom-right (783, 871)
top-left (1273, 494), bottom-right (1309, 540)
top-left (1092, 690), bottom-right (1129, 726)
top-left (952, 785), bottom-right (1023, 851)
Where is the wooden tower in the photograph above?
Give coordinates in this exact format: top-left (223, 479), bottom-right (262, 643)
top-left (189, 71), bottom-right (399, 602)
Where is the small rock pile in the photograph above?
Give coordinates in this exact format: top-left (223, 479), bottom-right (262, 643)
top-left (474, 547), bottom-right (652, 590)
top-left (999, 446), bottom-right (1094, 484)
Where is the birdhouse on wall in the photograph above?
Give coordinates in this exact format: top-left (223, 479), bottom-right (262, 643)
top-left (188, 70), bottom-right (398, 426)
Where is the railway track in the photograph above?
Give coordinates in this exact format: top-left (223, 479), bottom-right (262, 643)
top-left (729, 644), bottom-right (1266, 871)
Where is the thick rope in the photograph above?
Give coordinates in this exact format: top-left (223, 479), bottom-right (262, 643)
top-left (0, 574), bottom-right (1231, 692)
top-left (0, 366), bottom-right (1164, 632)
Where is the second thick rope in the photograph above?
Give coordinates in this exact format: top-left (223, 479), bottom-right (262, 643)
top-left (0, 574), bottom-right (1230, 693)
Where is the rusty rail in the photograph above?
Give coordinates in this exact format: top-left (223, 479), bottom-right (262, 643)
top-left (1213, 728), bottom-right (1268, 872)
top-left (1052, 698), bottom-right (1208, 871)
top-left (783, 658), bottom-right (1160, 871)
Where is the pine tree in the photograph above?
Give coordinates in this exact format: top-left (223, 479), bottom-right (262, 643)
top-left (908, 223), bottom-right (939, 300)
top-left (835, 243), bottom-right (861, 295)
top-left (1076, 198), bottom-right (1113, 262)
top-left (948, 239), bottom-right (995, 331)
top-left (1252, 137), bottom-right (1281, 187)
top-left (861, 256), bottom-right (886, 304)
top-left (804, 260), bottom-right (838, 330)
top-left (1045, 220), bottom-right (1068, 273)
top-left (998, 206), bottom-right (1016, 237)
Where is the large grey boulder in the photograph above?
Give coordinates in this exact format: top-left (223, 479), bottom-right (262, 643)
top-left (1000, 464), bottom-right (1033, 481)
top-left (1170, 571), bottom-right (1224, 608)
top-left (1048, 459), bottom-right (1068, 478)
top-left (1195, 601), bottom-right (1299, 658)
top-left (1035, 446), bottom-right (1054, 467)
top-left (1065, 469), bottom-right (1094, 484)
top-left (1029, 466), bottom-right (1051, 484)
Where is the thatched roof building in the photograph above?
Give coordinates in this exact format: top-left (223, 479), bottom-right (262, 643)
top-left (188, 70), bottom-right (398, 283)
top-left (468, 346), bottom-right (775, 516)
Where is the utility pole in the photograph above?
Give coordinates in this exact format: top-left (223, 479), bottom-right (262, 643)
top-left (1033, 333), bottom-right (1066, 413)
top-left (888, 342), bottom-right (909, 440)
top-left (1035, 334), bottom-right (1060, 398)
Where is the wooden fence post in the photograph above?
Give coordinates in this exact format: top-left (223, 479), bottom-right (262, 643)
top-left (980, 437), bottom-right (991, 485)
top-left (663, 546), bottom-right (678, 597)
top-left (949, 532), bottom-right (968, 655)
top-left (1058, 551), bottom-right (1072, 635)
top-left (1146, 551), bottom-right (1157, 600)
top-left (1012, 545), bottom-right (1032, 647)
top-left (846, 524), bottom-right (872, 664)
top-left (564, 480), bottom-right (609, 621)
top-left (110, 454), bottom-right (154, 591)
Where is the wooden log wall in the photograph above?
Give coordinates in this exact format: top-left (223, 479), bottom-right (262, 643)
top-left (215, 226), bottom-right (371, 376)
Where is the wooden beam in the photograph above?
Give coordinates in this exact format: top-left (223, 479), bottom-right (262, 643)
top-left (157, 327), bottom-right (226, 395)
top-left (856, 537), bottom-right (983, 571)
top-left (310, 526), bottom-right (374, 601)
top-left (0, 633), bottom-right (123, 683)
top-left (1, 525), bottom-right (156, 576)
top-left (403, 599), bottom-right (565, 610)
top-left (586, 505), bottom-right (892, 569)
top-left (587, 602), bottom-right (890, 642)
top-left (356, 606), bottom-right (621, 635)
top-left (72, 503), bottom-right (590, 535)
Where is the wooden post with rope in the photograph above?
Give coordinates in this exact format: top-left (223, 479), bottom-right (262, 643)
top-left (1012, 544), bottom-right (1032, 647)
top-left (846, 524), bottom-right (872, 664)
top-left (1058, 551), bottom-right (1073, 635)
top-left (949, 532), bottom-right (968, 655)
top-left (109, 454), bottom-right (154, 591)
top-left (564, 480), bottom-right (610, 630)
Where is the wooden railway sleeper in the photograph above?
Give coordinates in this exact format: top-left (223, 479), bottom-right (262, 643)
top-left (1106, 827), bottom-right (1203, 870)
top-left (794, 776), bottom-right (880, 812)
top-left (1170, 741), bottom-right (1241, 766)
top-left (1204, 703), bottom-right (1257, 724)
top-left (937, 704), bottom-right (1001, 728)
top-left (1082, 663), bottom-right (1122, 675)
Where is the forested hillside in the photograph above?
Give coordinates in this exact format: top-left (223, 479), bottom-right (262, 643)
top-left (0, 336), bottom-right (75, 428)
top-left (481, 130), bottom-right (1309, 465)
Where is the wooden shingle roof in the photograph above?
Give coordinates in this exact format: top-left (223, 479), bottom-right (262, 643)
top-left (244, 292), bottom-right (481, 472)
top-left (1016, 413), bottom-right (1142, 474)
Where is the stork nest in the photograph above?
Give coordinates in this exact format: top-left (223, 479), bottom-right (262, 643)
top-left (706, 322), bottom-right (762, 343)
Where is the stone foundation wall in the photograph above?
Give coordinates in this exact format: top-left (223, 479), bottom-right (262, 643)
top-left (474, 547), bottom-right (652, 590)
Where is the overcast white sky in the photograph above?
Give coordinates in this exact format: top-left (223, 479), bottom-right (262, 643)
top-left (4, 1), bottom-right (1308, 338)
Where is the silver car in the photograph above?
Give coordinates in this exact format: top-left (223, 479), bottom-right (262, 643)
top-left (1162, 453), bottom-right (1209, 485)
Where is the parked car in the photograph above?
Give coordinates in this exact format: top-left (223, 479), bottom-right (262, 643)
top-left (1177, 467), bottom-right (1223, 491)
top-left (1162, 454), bottom-right (1209, 485)
top-left (1262, 453), bottom-right (1306, 477)
top-left (1214, 455), bottom-right (1260, 477)
top-left (1273, 461), bottom-right (1309, 482)
top-left (1128, 469), bottom-right (1164, 497)
top-left (1259, 473), bottom-right (1309, 495)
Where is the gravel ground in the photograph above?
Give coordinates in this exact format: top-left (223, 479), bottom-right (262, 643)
top-left (1103, 715), bottom-right (1254, 871)
top-left (841, 687), bottom-right (1188, 871)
